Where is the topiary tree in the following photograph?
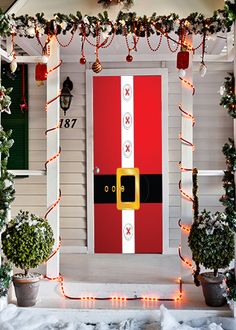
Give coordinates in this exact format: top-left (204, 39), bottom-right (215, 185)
top-left (188, 209), bottom-right (234, 278)
top-left (2, 210), bottom-right (54, 277)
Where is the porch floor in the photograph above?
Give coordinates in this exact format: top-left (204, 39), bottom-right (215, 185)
top-left (10, 254), bottom-right (232, 323)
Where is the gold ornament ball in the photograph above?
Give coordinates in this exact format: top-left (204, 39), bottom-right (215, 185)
top-left (92, 60), bottom-right (103, 74)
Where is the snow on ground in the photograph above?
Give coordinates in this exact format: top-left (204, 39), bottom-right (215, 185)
top-left (0, 304), bottom-right (236, 330)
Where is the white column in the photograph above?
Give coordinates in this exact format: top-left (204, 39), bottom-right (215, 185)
top-left (46, 37), bottom-right (60, 278)
top-left (180, 36), bottom-right (193, 281)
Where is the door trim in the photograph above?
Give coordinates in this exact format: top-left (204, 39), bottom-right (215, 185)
top-left (86, 68), bottom-right (169, 254)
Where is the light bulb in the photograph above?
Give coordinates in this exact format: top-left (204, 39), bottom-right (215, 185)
top-left (199, 62), bottom-right (207, 77)
top-left (178, 69), bottom-right (186, 78)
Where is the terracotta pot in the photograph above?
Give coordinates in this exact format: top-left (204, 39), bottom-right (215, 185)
top-left (198, 272), bottom-right (226, 307)
top-left (13, 274), bottom-right (40, 307)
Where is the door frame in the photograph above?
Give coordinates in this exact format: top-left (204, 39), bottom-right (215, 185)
top-left (86, 68), bottom-right (169, 254)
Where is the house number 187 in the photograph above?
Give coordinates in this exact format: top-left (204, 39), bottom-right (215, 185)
top-left (59, 118), bottom-right (77, 128)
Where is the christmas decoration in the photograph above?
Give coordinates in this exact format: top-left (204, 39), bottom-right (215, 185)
top-left (46, 273), bottom-right (183, 302)
top-left (178, 104), bottom-right (195, 126)
top-left (79, 35), bottom-right (86, 65)
top-left (0, 1), bottom-right (234, 40)
top-left (124, 24), bottom-right (139, 63)
top-left (126, 54), bottom-right (133, 62)
top-left (177, 50), bottom-right (189, 74)
top-left (178, 69), bottom-right (185, 78)
top-left (219, 138), bottom-right (236, 231)
top-left (176, 27), bottom-right (189, 77)
top-left (220, 73), bottom-right (236, 118)
top-left (0, 127), bottom-right (15, 230)
top-left (91, 24), bottom-right (104, 73)
top-left (177, 43), bottom-right (197, 283)
top-left (10, 57), bottom-right (17, 73)
top-left (92, 58), bottom-right (103, 73)
top-left (0, 85), bottom-right (12, 114)
top-left (199, 32), bottom-right (207, 77)
top-left (80, 57), bottom-right (86, 65)
top-left (43, 55), bottom-right (62, 271)
top-left (224, 269), bottom-right (236, 302)
top-left (9, 33), bottom-right (17, 73)
top-left (19, 64), bottom-right (28, 112)
top-left (41, 54), bottom-right (49, 64)
top-left (35, 62), bottom-right (47, 86)
top-left (192, 168), bottom-right (200, 286)
top-left (199, 62), bottom-right (207, 77)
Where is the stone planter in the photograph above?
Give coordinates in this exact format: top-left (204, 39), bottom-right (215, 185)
top-left (13, 274), bottom-right (41, 307)
top-left (198, 272), bottom-right (226, 307)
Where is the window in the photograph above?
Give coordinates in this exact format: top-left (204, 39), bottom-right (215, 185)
top-left (1, 64), bottom-right (28, 170)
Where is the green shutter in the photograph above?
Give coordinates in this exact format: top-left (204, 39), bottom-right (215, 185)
top-left (1, 64), bottom-right (28, 170)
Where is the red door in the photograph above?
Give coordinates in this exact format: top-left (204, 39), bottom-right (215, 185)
top-left (93, 75), bottom-right (162, 253)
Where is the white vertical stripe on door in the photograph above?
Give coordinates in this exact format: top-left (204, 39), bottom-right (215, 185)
top-left (121, 76), bottom-right (135, 254)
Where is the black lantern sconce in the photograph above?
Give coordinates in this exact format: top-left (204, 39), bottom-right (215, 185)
top-left (60, 77), bottom-right (73, 115)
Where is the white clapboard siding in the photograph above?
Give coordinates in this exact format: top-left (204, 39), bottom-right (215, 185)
top-left (10, 60), bottom-right (233, 252)
top-left (167, 60), bottom-right (233, 248)
top-left (10, 63), bottom-right (87, 249)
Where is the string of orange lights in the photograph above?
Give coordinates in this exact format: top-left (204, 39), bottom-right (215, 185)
top-left (178, 60), bottom-right (197, 275)
top-left (178, 161), bottom-right (193, 172)
top-left (57, 275), bottom-right (183, 302)
top-left (178, 180), bottom-right (193, 202)
top-left (42, 41), bottom-right (183, 303)
top-left (43, 49), bottom-right (62, 280)
top-left (179, 105), bottom-right (195, 126)
top-left (178, 133), bottom-right (195, 151)
top-left (178, 245), bottom-right (194, 272)
top-left (178, 219), bottom-right (190, 233)
top-left (179, 77), bottom-right (195, 95)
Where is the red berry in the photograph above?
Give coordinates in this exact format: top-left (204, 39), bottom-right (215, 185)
top-left (126, 54), bottom-right (133, 62)
top-left (80, 57), bottom-right (86, 65)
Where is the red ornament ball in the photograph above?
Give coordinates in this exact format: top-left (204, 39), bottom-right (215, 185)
top-left (126, 54), bottom-right (133, 62)
top-left (80, 57), bottom-right (86, 65)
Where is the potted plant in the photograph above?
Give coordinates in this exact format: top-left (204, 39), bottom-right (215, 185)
top-left (1, 210), bottom-right (54, 307)
top-left (188, 209), bottom-right (234, 307)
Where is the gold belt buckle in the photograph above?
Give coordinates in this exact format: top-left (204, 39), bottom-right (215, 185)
top-left (116, 168), bottom-right (140, 210)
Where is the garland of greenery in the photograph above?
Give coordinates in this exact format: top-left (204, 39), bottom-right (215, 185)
top-left (219, 138), bottom-right (236, 231)
top-left (0, 85), bottom-right (12, 114)
top-left (220, 69), bottom-right (236, 301)
top-left (98, 0), bottom-right (134, 9)
top-left (220, 73), bottom-right (236, 118)
top-left (221, 139), bottom-right (236, 302)
top-left (0, 127), bottom-right (15, 231)
top-left (192, 168), bottom-right (200, 286)
top-left (0, 1), bottom-right (235, 39)
top-left (225, 269), bottom-right (236, 302)
top-left (193, 168), bottom-right (199, 222)
top-left (0, 261), bottom-right (12, 297)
